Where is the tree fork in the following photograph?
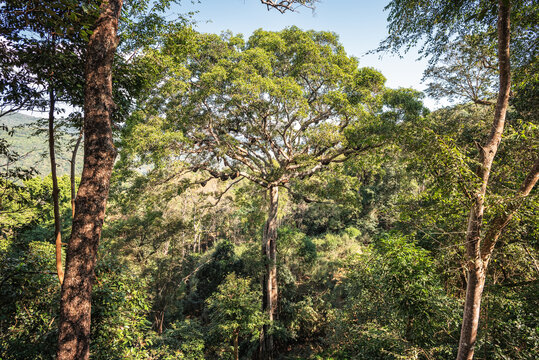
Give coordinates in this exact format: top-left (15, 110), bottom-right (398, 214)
top-left (57, 0), bottom-right (122, 359)
top-left (456, 1), bottom-right (511, 359)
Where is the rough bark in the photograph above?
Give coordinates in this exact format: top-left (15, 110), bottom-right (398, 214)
top-left (456, 1), bottom-right (511, 359)
top-left (457, 157), bottom-right (538, 360)
top-left (70, 128), bottom-right (83, 218)
top-left (56, 1), bottom-right (122, 359)
top-left (457, 260), bottom-right (487, 360)
top-left (48, 86), bottom-right (64, 285)
top-left (260, 185), bottom-right (279, 360)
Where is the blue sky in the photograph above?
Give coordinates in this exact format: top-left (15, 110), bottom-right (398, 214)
top-left (171, 0), bottom-right (440, 108)
top-left (20, 0), bottom-right (440, 117)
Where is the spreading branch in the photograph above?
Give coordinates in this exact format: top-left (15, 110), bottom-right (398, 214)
top-left (480, 157), bottom-right (539, 262)
top-left (260, 0), bottom-right (316, 13)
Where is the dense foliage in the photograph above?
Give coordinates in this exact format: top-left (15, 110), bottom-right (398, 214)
top-left (0, 1), bottom-right (537, 359)
top-left (2, 159), bottom-right (536, 359)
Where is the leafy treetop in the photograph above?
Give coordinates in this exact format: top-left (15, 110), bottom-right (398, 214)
top-left (125, 27), bottom-right (424, 190)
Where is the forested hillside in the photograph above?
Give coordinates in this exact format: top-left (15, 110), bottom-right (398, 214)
top-left (0, 1), bottom-right (537, 360)
top-left (1, 113), bottom-right (83, 175)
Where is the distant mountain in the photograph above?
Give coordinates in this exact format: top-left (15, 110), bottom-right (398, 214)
top-left (0, 112), bottom-right (39, 126)
top-left (1, 113), bottom-right (83, 177)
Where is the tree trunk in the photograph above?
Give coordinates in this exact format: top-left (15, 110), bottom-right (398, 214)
top-left (56, 1), bottom-right (122, 359)
top-left (48, 86), bottom-right (64, 285)
top-left (456, 1), bottom-right (511, 359)
top-left (70, 128), bottom-right (83, 218)
top-left (234, 331), bottom-right (239, 360)
top-left (155, 309), bottom-right (165, 335)
top-left (260, 185), bottom-right (279, 360)
top-left (457, 261), bottom-right (486, 360)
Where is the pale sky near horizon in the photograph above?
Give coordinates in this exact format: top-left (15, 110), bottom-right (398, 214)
top-left (171, 0), bottom-right (442, 109)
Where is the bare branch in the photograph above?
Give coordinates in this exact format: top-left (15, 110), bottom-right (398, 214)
top-left (283, 183), bottom-right (334, 204)
top-left (472, 98), bottom-right (495, 106)
top-left (285, 143), bottom-right (383, 182)
top-left (207, 177), bottom-right (244, 207)
top-left (260, 0), bottom-right (316, 13)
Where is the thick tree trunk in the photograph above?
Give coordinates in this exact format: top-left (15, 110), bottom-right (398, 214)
top-left (56, 1), bottom-right (122, 359)
top-left (456, 2), bottom-right (511, 359)
top-left (260, 185), bottom-right (279, 360)
top-left (48, 87), bottom-right (64, 285)
top-left (70, 128), bottom-right (83, 218)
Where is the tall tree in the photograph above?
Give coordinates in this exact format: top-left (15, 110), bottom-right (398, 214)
top-left (56, 0), bottom-right (123, 357)
top-left (207, 273), bottom-right (267, 360)
top-left (1, 0), bottom-right (90, 286)
top-left (381, 1), bottom-right (539, 359)
top-left (125, 27), bottom-right (423, 358)
top-left (56, 0), bottom-right (186, 356)
top-left (48, 85), bottom-right (65, 285)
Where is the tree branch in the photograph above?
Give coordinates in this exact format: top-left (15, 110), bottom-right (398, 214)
top-left (480, 157), bottom-right (539, 262)
top-left (260, 0), bottom-right (315, 13)
top-left (207, 177), bottom-right (244, 207)
top-left (283, 183), bottom-right (334, 204)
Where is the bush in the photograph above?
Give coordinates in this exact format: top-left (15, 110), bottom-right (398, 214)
top-left (206, 273), bottom-right (267, 360)
top-left (0, 241), bottom-right (58, 360)
top-left (326, 234), bottom-right (459, 359)
top-left (150, 319), bottom-right (205, 360)
top-left (91, 254), bottom-right (153, 360)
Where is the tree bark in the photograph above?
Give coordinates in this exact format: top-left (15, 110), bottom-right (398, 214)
top-left (48, 86), bottom-right (64, 285)
top-left (457, 158), bottom-right (538, 360)
top-left (457, 261), bottom-right (487, 360)
top-left (260, 185), bottom-right (279, 360)
top-left (456, 1), bottom-right (511, 359)
top-left (234, 331), bottom-right (239, 360)
top-left (56, 1), bottom-right (122, 359)
top-left (70, 128), bottom-right (83, 218)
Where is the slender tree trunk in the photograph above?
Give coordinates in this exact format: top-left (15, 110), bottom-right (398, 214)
top-left (234, 331), bottom-right (239, 360)
top-left (456, 2), bottom-right (511, 359)
top-left (70, 128), bottom-right (83, 218)
top-left (155, 309), bottom-right (165, 335)
top-left (48, 86), bottom-right (64, 285)
top-left (457, 261), bottom-right (487, 360)
top-left (57, 1), bottom-right (122, 359)
top-left (260, 185), bottom-right (278, 360)
top-left (457, 161), bottom-right (539, 360)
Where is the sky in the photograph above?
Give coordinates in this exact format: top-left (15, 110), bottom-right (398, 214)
top-left (19, 0), bottom-right (441, 117)
top-left (170, 0), bottom-right (440, 109)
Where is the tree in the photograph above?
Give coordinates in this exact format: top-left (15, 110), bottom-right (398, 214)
top-left (1, 0), bottom-right (89, 285)
top-left (422, 35), bottom-right (498, 105)
top-left (207, 273), bottom-right (267, 360)
top-left (126, 26), bottom-right (423, 358)
top-left (328, 235), bottom-right (460, 359)
top-left (56, 0), bottom-right (123, 358)
top-left (56, 0), bottom-right (187, 356)
top-left (381, 1), bottom-right (539, 358)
